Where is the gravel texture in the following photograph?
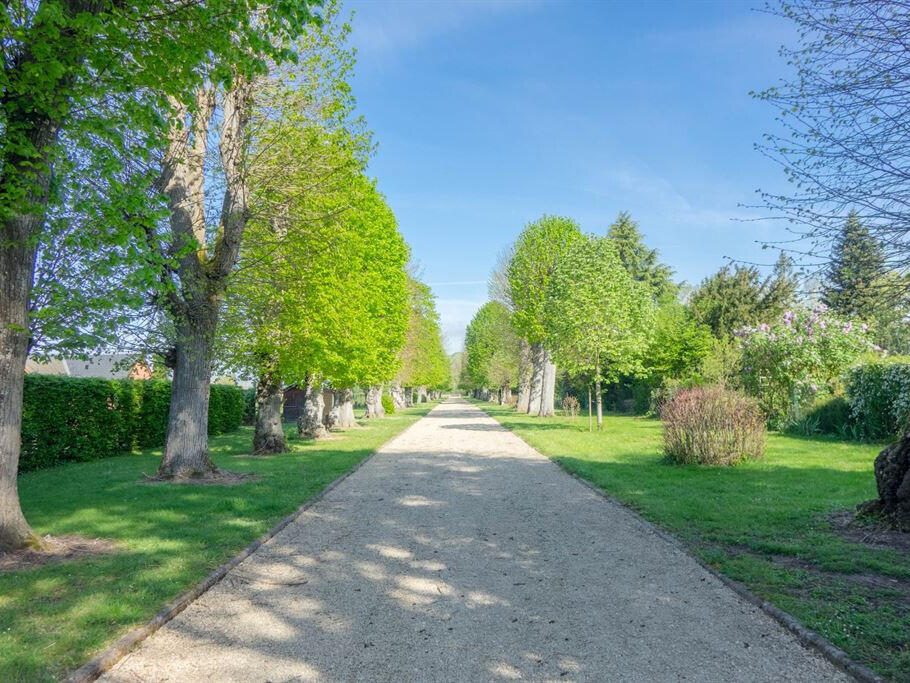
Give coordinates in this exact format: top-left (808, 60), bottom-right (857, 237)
top-left (102, 399), bottom-right (848, 682)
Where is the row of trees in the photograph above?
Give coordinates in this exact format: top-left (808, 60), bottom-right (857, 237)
top-left (0, 2), bottom-right (450, 552)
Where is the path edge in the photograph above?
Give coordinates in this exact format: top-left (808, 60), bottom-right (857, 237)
top-left (64, 406), bottom-right (436, 683)
top-left (476, 402), bottom-right (885, 683)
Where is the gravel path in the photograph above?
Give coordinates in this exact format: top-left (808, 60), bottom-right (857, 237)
top-left (102, 399), bottom-right (847, 682)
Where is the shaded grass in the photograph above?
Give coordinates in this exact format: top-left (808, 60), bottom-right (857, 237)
top-left (479, 403), bottom-right (910, 681)
top-left (0, 404), bottom-right (434, 682)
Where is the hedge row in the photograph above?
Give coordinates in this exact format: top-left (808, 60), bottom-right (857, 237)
top-left (845, 358), bottom-right (910, 440)
top-left (20, 375), bottom-right (245, 472)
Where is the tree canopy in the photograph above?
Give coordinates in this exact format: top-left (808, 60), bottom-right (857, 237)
top-left (606, 211), bottom-right (676, 302)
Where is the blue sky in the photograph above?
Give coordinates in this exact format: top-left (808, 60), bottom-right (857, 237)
top-left (346, 0), bottom-right (798, 351)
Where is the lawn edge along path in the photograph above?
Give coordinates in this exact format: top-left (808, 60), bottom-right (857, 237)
top-left (64, 408), bottom-right (433, 683)
top-left (476, 402), bottom-right (884, 683)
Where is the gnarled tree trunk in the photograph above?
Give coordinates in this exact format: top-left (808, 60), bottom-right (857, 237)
top-left (322, 388), bottom-right (335, 430)
top-left (390, 381), bottom-right (407, 410)
top-left (364, 385), bottom-right (385, 419)
top-left (297, 377), bottom-right (327, 439)
top-left (859, 430), bottom-right (910, 530)
top-left (539, 348), bottom-right (556, 417)
top-left (253, 367), bottom-right (285, 455)
top-left (528, 342), bottom-right (544, 415)
top-left (158, 313), bottom-right (218, 477)
top-left (417, 386), bottom-right (428, 403)
top-left (331, 388), bottom-right (357, 429)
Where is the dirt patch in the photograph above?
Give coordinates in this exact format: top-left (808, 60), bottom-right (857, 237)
top-left (830, 509), bottom-right (910, 553)
top-left (0, 535), bottom-right (117, 573)
top-left (143, 470), bottom-right (259, 486)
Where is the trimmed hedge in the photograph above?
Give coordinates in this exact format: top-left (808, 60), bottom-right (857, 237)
top-left (20, 375), bottom-right (245, 472)
top-left (845, 357), bottom-right (910, 440)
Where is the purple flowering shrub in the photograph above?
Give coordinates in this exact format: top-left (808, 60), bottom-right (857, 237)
top-left (661, 386), bottom-right (765, 465)
top-left (737, 304), bottom-right (874, 426)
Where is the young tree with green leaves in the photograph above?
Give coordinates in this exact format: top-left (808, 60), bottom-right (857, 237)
top-left (507, 215), bottom-right (583, 417)
top-left (606, 211), bottom-right (676, 302)
top-left (544, 235), bottom-right (653, 429)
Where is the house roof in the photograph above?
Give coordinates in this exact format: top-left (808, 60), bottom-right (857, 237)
top-left (26, 353), bottom-right (139, 379)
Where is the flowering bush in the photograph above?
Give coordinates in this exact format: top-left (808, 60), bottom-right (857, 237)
top-left (661, 386), bottom-right (765, 465)
top-left (737, 305), bottom-right (874, 427)
top-left (845, 358), bottom-right (910, 439)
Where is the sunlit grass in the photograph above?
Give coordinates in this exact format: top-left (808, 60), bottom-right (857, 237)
top-left (1, 404), bottom-right (434, 682)
top-left (480, 402), bottom-right (910, 680)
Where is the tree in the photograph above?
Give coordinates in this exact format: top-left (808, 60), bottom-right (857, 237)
top-left (0, 0), bottom-right (319, 549)
top-left (464, 302), bottom-right (520, 403)
top-left (689, 257), bottom-right (797, 338)
top-left (643, 303), bottom-right (713, 387)
top-left (544, 235), bottom-right (653, 429)
top-left (606, 211), bottom-right (676, 302)
top-left (507, 215), bottom-right (583, 416)
top-left (397, 277), bottom-right (449, 406)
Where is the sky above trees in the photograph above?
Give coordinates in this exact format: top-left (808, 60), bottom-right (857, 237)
top-left (347, 0), bottom-right (799, 350)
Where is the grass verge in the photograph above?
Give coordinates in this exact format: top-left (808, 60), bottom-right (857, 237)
top-left (479, 402), bottom-right (909, 681)
top-left (0, 403), bottom-right (434, 682)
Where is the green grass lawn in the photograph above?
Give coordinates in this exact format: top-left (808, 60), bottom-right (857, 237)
top-left (0, 404), bottom-right (434, 682)
top-left (480, 403), bottom-right (910, 681)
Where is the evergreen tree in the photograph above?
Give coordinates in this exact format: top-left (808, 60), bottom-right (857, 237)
top-left (606, 211), bottom-right (676, 302)
top-left (822, 212), bottom-right (889, 321)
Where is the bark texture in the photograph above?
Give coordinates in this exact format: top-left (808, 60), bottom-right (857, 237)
top-left (155, 82), bottom-right (252, 479)
top-left (527, 342), bottom-right (544, 415)
top-left (417, 386), bottom-right (428, 403)
top-left (298, 378), bottom-right (327, 439)
top-left (253, 368), bottom-right (286, 455)
top-left (390, 382), bottom-right (407, 410)
top-left (364, 385), bottom-right (385, 419)
top-left (516, 339), bottom-right (531, 413)
top-left (539, 349), bottom-right (556, 417)
top-left (322, 388), bottom-right (335, 429)
top-left (858, 431), bottom-right (910, 529)
top-left (331, 388), bottom-right (357, 429)
top-left (0, 211), bottom-right (42, 550)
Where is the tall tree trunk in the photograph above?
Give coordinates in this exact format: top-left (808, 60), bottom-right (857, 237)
top-left (588, 385), bottom-right (593, 432)
top-left (859, 427), bottom-right (910, 529)
top-left (528, 342), bottom-right (544, 415)
top-left (157, 314), bottom-right (218, 477)
top-left (321, 388), bottom-right (335, 429)
top-left (364, 385), bottom-right (385, 418)
top-left (538, 348), bottom-right (556, 417)
top-left (253, 367), bottom-right (286, 455)
top-left (516, 339), bottom-right (531, 413)
top-left (331, 388), bottom-right (357, 429)
top-left (417, 386), bottom-right (428, 403)
top-left (0, 214), bottom-right (43, 550)
top-left (297, 377), bottom-right (327, 439)
top-left (155, 82), bottom-right (251, 479)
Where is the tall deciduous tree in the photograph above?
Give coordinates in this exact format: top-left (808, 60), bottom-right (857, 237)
top-left (0, 0), bottom-right (319, 549)
top-left (606, 211), bottom-right (676, 302)
top-left (507, 215), bottom-right (582, 417)
top-left (397, 276), bottom-right (449, 406)
top-left (464, 301), bottom-right (520, 403)
top-left (544, 235), bottom-right (653, 429)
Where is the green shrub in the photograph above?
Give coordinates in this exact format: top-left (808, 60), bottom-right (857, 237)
top-left (209, 384), bottom-right (245, 435)
top-left (661, 385), bottom-right (765, 466)
top-left (787, 395), bottom-right (854, 437)
top-left (381, 393), bottom-right (395, 415)
top-left (845, 357), bottom-right (910, 440)
top-left (20, 375), bottom-right (245, 471)
top-left (242, 388), bottom-right (256, 425)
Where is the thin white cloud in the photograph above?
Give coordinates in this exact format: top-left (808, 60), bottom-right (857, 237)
top-left (436, 297), bottom-right (485, 353)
